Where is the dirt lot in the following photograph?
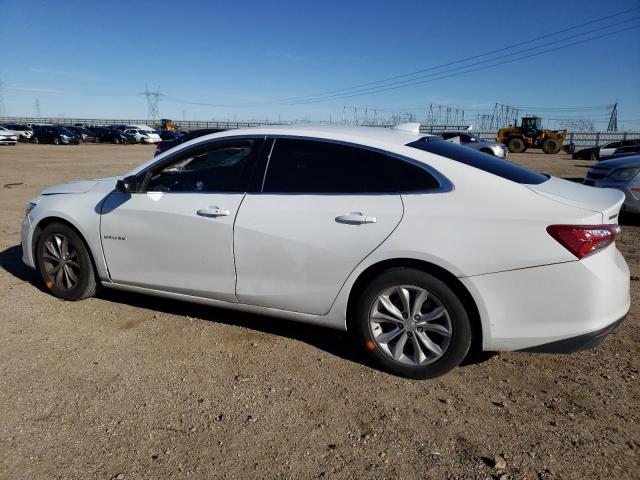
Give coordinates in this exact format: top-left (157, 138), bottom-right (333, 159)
top-left (0, 143), bottom-right (638, 480)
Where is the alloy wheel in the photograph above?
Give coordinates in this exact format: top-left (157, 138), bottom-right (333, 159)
top-left (42, 233), bottom-right (81, 291)
top-left (369, 285), bottom-right (452, 366)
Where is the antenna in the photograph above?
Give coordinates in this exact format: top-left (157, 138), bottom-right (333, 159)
top-left (139, 84), bottom-right (163, 121)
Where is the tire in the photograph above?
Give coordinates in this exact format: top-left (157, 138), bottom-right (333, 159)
top-left (541, 138), bottom-right (561, 154)
top-left (95, 137), bottom-right (101, 144)
top-left (33, 136), bottom-right (39, 144)
top-left (352, 268), bottom-right (472, 379)
top-left (113, 136), bottom-right (121, 144)
top-left (506, 137), bottom-right (526, 153)
top-left (36, 223), bottom-right (97, 301)
top-left (53, 137), bottom-right (60, 145)
top-left (590, 150), bottom-right (598, 161)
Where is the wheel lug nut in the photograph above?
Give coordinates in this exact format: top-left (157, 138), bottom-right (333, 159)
top-left (402, 313), bottom-right (408, 319)
top-left (417, 327), bottom-right (423, 332)
top-left (414, 315), bottom-right (420, 321)
top-left (407, 332), bottom-right (413, 337)
top-left (397, 323), bottom-right (403, 329)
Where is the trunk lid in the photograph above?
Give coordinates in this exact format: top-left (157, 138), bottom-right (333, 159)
top-left (527, 176), bottom-right (625, 223)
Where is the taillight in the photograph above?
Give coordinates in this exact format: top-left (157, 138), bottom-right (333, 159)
top-left (547, 224), bottom-right (620, 259)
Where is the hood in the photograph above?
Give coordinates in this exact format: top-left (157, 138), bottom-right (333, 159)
top-left (595, 155), bottom-right (640, 169)
top-left (42, 176), bottom-right (119, 195)
top-left (527, 176), bottom-right (625, 223)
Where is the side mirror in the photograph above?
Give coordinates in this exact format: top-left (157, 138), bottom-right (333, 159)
top-left (115, 175), bottom-right (138, 193)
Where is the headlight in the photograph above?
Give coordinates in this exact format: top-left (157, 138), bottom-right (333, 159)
top-left (608, 168), bottom-right (640, 181)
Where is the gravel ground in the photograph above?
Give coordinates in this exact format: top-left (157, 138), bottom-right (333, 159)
top-left (0, 143), bottom-right (638, 480)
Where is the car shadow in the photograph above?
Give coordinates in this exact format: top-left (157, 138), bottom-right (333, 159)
top-left (0, 243), bottom-right (493, 373)
top-left (0, 245), bottom-right (43, 290)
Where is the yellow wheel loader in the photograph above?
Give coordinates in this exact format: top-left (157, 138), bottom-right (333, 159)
top-left (496, 116), bottom-right (567, 154)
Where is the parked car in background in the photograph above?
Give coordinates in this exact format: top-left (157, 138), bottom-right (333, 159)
top-left (62, 126), bottom-right (99, 143)
top-left (0, 125), bottom-right (18, 145)
top-left (437, 132), bottom-right (508, 159)
top-left (154, 128), bottom-right (226, 156)
top-left (157, 129), bottom-right (184, 141)
top-left (21, 124), bottom-right (629, 379)
top-left (123, 128), bottom-right (161, 144)
top-left (584, 154), bottom-right (640, 214)
top-left (573, 140), bottom-right (640, 160)
top-left (31, 125), bottom-right (80, 145)
top-left (2, 123), bottom-right (33, 142)
top-left (89, 127), bottom-right (136, 144)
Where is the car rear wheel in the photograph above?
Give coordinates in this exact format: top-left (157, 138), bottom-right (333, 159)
top-left (53, 137), bottom-right (60, 145)
top-left (95, 137), bottom-right (101, 143)
top-left (506, 137), bottom-right (526, 153)
top-left (353, 268), bottom-right (472, 379)
top-left (36, 223), bottom-right (97, 301)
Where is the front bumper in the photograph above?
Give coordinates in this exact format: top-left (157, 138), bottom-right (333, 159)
top-left (0, 137), bottom-right (17, 144)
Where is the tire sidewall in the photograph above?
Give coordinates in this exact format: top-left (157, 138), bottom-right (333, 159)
top-left (353, 269), bottom-right (472, 379)
top-left (36, 223), bottom-right (95, 300)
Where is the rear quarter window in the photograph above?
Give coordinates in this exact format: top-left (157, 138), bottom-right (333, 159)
top-left (407, 138), bottom-right (548, 185)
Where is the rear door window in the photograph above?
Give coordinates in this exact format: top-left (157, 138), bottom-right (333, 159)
top-left (262, 138), bottom-right (440, 194)
top-left (407, 137), bottom-right (548, 185)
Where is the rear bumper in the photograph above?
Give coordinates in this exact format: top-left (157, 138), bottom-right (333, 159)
top-left (461, 245), bottom-right (631, 351)
top-left (519, 316), bottom-right (625, 353)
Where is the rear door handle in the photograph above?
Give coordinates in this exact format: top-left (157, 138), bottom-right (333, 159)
top-left (197, 207), bottom-right (231, 218)
top-left (335, 212), bottom-right (377, 225)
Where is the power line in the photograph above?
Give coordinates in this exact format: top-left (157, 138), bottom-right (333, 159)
top-left (286, 23), bottom-right (640, 105)
top-left (139, 84), bottom-right (163, 121)
top-left (278, 6), bottom-right (640, 104)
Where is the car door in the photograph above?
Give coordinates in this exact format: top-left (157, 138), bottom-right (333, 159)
top-left (234, 138), bottom-right (407, 315)
top-left (600, 141), bottom-right (621, 157)
top-left (100, 137), bottom-right (263, 302)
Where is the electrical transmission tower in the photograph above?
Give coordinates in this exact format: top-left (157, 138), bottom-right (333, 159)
top-left (140, 84), bottom-right (162, 121)
top-left (607, 103), bottom-right (618, 132)
top-left (0, 78), bottom-right (6, 117)
top-left (35, 99), bottom-right (41, 117)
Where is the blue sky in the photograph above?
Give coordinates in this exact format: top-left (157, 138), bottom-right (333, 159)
top-left (1, 0), bottom-right (639, 129)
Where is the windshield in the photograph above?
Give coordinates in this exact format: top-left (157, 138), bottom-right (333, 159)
top-left (407, 138), bottom-right (548, 185)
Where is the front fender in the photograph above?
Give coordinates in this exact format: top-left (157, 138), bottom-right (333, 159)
top-left (25, 194), bottom-right (110, 280)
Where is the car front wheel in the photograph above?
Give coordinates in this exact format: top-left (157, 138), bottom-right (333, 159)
top-left (353, 268), bottom-right (472, 379)
top-left (36, 223), bottom-right (97, 301)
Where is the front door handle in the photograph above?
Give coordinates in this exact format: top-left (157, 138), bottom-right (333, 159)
top-left (335, 212), bottom-right (377, 225)
top-left (197, 207), bottom-right (231, 218)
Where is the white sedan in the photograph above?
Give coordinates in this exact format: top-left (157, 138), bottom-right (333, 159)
top-left (123, 129), bottom-right (161, 144)
top-left (21, 124), bottom-right (630, 378)
top-left (0, 125), bottom-right (18, 145)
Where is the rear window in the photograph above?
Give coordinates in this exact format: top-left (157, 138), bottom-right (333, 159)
top-left (407, 138), bottom-right (548, 185)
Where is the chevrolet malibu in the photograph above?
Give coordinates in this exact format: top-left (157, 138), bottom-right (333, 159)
top-left (21, 124), bottom-right (630, 378)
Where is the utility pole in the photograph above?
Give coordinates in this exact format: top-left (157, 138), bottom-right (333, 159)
top-left (139, 84), bottom-right (162, 121)
top-left (607, 102), bottom-right (618, 132)
top-left (0, 77), bottom-right (6, 117)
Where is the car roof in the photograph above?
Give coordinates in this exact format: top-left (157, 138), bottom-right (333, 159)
top-left (196, 124), bottom-right (436, 147)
